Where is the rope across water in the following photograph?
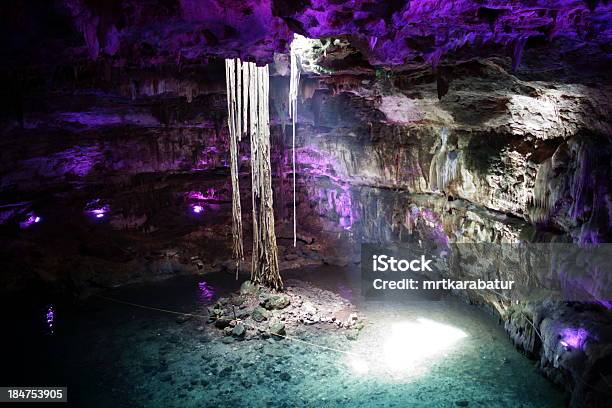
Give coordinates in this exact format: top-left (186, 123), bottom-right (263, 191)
top-left (94, 294), bottom-right (365, 358)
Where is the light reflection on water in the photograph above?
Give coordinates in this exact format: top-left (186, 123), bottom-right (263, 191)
top-left (197, 281), bottom-right (216, 303)
top-left (45, 305), bottom-right (55, 335)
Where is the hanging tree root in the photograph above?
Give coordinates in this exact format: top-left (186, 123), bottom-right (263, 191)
top-left (289, 36), bottom-right (301, 249)
top-left (225, 59), bottom-right (282, 290)
top-left (225, 59), bottom-right (244, 278)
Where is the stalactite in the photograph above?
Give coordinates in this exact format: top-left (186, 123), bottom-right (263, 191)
top-left (512, 36), bottom-right (528, 72)
top-left (289, 36), bottom-right (301, 247)
top-left (225, 59), bottom-right (244, 278)
top-left (429, 128), bottom-right (458, 192)
top-left (225, 58), bottom-right (281, 290)
top-left (528, 158), bottom-right (553, 224)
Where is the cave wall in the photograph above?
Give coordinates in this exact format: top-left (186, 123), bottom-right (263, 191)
top-left (1, 2), bottom-right (611, 405)
top-left (1, 47), bottom-right (611, 289)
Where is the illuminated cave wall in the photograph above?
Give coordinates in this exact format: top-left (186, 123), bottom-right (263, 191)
top-left (1, 0), bottom-right (611, 291)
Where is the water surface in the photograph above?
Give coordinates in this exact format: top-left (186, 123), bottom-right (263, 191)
top-left (1, 267), bottom-right (566, 407)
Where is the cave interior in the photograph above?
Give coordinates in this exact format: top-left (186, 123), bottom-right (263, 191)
top-left (1, 1), bottom-right (611, 407)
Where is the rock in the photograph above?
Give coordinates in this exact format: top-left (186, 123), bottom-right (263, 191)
top-left (279, 372), bottom-right (291, 381)
top-left (261, 295), bottom-right (291, 310)
top-left (269, 322), bottom-right (286, 339)
top-left (231, 296), bottom-right (245, 306)
top-left (303, 304), bottom-right (318, 316)
top-left (214, 317), bottom-right (231, 329)
top-left (346, 330), bottom-right (359, 341)
top-left (207, 308), bottom-right (224, 323)
top-left (240, 280), bottom-right (260, 295)
top-left (219, 367), bottom-right (233, 376)
top-left (221, 336), bottom-right (234, 344)
top-left (455, 401), bottom-right (469, 407)
top-left (223, 326), bottom-right (233, 336)
top-left (232, 322), bottom-right (246, 338)
top-left (252, 307), bottom-right (270, 322)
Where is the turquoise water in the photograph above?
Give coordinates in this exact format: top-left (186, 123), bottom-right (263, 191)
top-left (2, 267), bottom-right (566, 407)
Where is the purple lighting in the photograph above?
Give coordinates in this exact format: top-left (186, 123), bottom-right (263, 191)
top-left (90, 207), bottom-right (108, 218)
top-left (559, 327), bottom-right (588, 349)
top-left (192, 205), bottom-right (204, 214)
top-left (85, 200), bottom-right (110, 219)
top-left (19, 213), bottom-right (41, 229)
top-left (45, 305), bottom-right (55, 335)
top-left (197, 281), bottom-right (215, 302)
top-left (187, 189), bottom-right (217, 201)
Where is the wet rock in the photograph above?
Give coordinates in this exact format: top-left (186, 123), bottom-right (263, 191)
top-left (270, 322), bottom-right (286, 339)
top-left (252, 307), bottom-right (270, 322)
top-left (219, 367), bottom-right (233, 377)
top-left (279, 372), bottom-right (291, 381)
top-left (232, 322), bottom-right (246, 338)
top-left (231, 296), bottom-right (246, 306)
top-left (207, 307), bottom-right (224, 323)
top-left (261, 295), bottom-right (291, 310)
top-left (346, 330), bottom-right (359, 341)
top-left (240, 280), bottom-right (259, 295)
top-left (221, 336), bottom-right (234, 344)
top-left (214, 298), bottom-right (230, 308)
top-left (215, 317), bottom-right (231, 329)
top-left (237, 310), bottom-right (250, 319)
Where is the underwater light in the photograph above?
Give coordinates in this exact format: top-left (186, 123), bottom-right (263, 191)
top-left (20, 213), bottom-right (41, 229)
top-left (86, 202), bottom-right (110, 219)
top-left (559, 327), bottom-right (588, 349)
top-left (382, 318), bottom-right (467, 372)
top-left (197, 281), bottom-right (215, 302)
top-left (192, 205), bottom-right (204, 214)
top-left (45, 305), bottom-right (55, 335)
top-left (347, 356), bottom-right (369, 375)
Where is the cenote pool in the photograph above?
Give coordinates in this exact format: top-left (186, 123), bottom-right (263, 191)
top-left (1, 266), bottom-right (566, 407)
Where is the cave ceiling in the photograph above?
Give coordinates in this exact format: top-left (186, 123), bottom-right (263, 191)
top-left (1, 0), bottom-right (610, 81)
